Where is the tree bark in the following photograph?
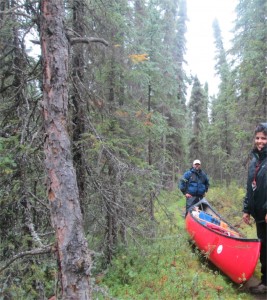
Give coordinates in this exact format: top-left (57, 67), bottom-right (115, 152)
top-left (40, 1), bottom-right (91, 299)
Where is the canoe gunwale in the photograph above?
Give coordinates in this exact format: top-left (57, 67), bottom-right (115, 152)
top-left (188, 199), bottom-right (261, 242)
top-left (186, 199), bottom-right (261, 283)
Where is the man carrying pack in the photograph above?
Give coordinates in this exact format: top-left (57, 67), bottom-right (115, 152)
top-left (179, 159), bottom-right (209, 216)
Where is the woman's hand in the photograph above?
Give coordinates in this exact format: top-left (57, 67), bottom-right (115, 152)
top-left (185, 193), bottom-right (192, 198)
top-left (243, 213), bottom-right (251, 225)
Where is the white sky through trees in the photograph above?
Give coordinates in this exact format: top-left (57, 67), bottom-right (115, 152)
top-left (185, 0), bottom-right (237, 97)
top-left (27, 1), bottom-right (237, 99)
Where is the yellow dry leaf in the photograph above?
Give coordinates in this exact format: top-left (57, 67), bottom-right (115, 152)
top-left (135, 110), bottom-right (143, 118)
top-left (129, 53), bottom-right (149, 63)
top-left (144, 121), bottom-right (153, 126)
top-left (115, 110), bottom-right (129, 117)
top-left (146, 112), bottom-right (153, 120)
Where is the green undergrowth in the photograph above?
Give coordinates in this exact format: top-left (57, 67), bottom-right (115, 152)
top-left (95, 185), bottom-right (258, 300)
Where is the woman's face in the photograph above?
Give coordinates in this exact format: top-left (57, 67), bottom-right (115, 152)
top-left (255, 131), bottom-right (267, 151)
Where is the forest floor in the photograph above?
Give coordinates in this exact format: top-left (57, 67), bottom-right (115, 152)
top-left (178, 201), bottom-right (267, 300)
top-left (98, 187), bottom-right (265, 300)
top-left (241, 277), bottom-right (267, 300)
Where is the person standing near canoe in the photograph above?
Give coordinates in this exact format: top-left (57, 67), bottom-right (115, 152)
top-left (179, 159), bottom-right (209, 216)
top-left (243, 123), bottom-right (267, 295)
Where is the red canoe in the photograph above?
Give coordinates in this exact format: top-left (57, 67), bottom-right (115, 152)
top-left (185, 199), bottom-right (261, 284)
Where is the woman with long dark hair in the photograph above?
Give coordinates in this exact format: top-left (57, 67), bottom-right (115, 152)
top-left (243, 123), bottom-right (267, 294)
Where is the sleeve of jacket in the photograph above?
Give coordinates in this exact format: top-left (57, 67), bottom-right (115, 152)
top-left (179, 171), bottom-right (190, 194)
top-left (264, 192), bottom-right (267, 215)
top-left (201, 171), bottom-right (209, 192)
top-left (243, 192), bottom-right (250, 213)
top-left (205, 174), bottom-right (210, 192)
top-left (243, 176), bottom-right (251, 214)
top-left (243, 156), bottom-right (256, 214)
top-left (263, 169), bottom-right (267, 214)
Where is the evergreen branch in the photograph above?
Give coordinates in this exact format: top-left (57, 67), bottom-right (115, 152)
top-left (86, 118), bottom-right (128, 176)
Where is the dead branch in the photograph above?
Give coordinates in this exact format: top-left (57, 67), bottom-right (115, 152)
top-left (30, 37), bottom-right (109, 47)
top-left (0, 1), bottom-right (39, 18)
top-left (0, 6), bottom-right (32, 19)
top-left (24, 207), bottom-right (44, 248)
top-left (0, 244), bottom-right (54, 273)
top-left (70, 37), bottom-right (109, 46)
top-left (28, 191), bottom-right (50, 210)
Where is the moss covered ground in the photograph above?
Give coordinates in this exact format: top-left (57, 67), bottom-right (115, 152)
top-left (95, 185), bottom-right (260, 300)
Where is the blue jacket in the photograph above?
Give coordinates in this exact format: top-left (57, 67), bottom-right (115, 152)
top-left (179, 167), bottom-right (209, 197)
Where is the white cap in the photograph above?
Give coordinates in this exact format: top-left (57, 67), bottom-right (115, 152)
top-left (193, 159), bottom-right (201, 165)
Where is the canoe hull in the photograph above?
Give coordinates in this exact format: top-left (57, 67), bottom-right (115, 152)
top-left (185, 200), bottom-right (261, 284)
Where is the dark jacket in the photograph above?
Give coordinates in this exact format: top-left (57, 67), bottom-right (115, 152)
top-left (243, 145), bottom-right (267, 222)
top-left (179, 167), bottom-right (209, 197)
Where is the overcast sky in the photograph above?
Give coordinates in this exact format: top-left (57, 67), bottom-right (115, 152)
top-left (28, 1), bottom-right (237, 98)
top-left (185, 0), bottom-right (238, 97)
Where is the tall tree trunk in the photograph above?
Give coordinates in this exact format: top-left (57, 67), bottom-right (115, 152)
top-left (40, 1), bottom-right (91, 299)
top-left (148, 83), bottom-right (154, 221)
top-left (72, 0), bottom-right (87, 213)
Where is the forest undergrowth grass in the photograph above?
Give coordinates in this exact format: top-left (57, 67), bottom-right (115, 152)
top-left (95, 184), bottom-right (259, 300)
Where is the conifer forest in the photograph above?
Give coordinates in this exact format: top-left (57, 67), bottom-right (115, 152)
top-left (0, 0), bottom-right (266, 299)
